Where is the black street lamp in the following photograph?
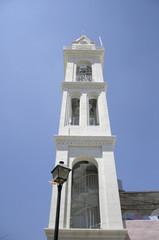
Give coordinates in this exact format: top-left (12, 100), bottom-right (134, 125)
top-left (51, 161), bottom-right (71, 240)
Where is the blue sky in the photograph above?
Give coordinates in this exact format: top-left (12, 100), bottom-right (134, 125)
top-left (0, 0), bottom-right (159, 239)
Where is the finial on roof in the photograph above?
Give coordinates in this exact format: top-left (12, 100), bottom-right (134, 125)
top-left (82, 30), bottom-right (85, 35)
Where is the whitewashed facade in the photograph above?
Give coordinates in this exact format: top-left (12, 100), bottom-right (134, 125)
top-left (44, 35), bottom-right (127, 240)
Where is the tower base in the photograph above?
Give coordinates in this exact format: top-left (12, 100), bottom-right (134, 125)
top-left (44, 228), bottom-right (127, 240)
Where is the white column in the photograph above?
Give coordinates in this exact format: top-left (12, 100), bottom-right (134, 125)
top-left (64, 168), bottom-right (72, 228)
top-left (92, 58), bottom-right (104, 82)
top-left (98, 159), bottom-right (109, 229)
top-left (65, 61), bottom-right (73, 82)
top-left (98, 91), bottom-right (111, 135)
top-left (48, 145), bottom-right (69, 229)
top-left (102, 145), bottom-right (123, 229)
top-left (80, 93), bottom-right (87, 127)
top-left (59, 91), bottom-right (69, 134)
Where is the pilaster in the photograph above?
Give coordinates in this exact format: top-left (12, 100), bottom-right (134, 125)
top-left (80, 93), bottom-right (87, 127)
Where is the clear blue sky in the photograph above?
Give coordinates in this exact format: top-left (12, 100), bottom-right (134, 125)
top-left (0, 0), bottom-right (159, 239)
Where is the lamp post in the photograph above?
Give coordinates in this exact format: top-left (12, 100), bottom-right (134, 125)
top-left (51, 161), bottom-right (71, 240)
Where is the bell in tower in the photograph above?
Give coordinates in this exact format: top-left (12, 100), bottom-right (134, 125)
top-left (44, 35), bottom-right (127, 240)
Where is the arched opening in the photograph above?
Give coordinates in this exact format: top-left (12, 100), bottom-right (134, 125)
top-left (71, 161), bottom-right (100, 229)
top-left (71, 98), bottom-right (80, 125)
top-left (89, 98), bottom-right (98, 125)
top-left (76, 64), bottom-right (92, 82)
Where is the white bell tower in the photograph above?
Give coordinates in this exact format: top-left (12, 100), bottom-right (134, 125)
top-left (44, 35), bottom-right (127, 240)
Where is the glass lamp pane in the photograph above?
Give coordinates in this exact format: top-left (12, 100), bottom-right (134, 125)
top-left (59, 166), bottom-right (70, 180)
top-left (52, 167), bottom-right (59, 182)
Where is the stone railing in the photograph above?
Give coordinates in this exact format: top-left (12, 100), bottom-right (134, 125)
top-left (76, 75), bottom-right (92, 82)
top-left (63, 45), bottom-right (104, 50)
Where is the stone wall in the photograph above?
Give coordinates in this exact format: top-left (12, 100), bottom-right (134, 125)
top-left (119, 191), bottom-right (159, 218)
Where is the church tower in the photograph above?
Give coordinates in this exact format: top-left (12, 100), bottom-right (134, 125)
top-left (44, 35), bottom-right (127, 240)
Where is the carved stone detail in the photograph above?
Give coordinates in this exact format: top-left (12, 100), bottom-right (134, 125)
top-left (62, 82), bottom-right (107, 92)
top-left (54, 135), bottom-right (116, 149)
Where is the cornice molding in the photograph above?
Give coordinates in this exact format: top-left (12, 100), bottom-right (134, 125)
top-left (44, 228), bottom-right (127, 238)
top-left (61, 82), bottom-right (107, 92)
top-left (54, 135), bottom-right (116, 150)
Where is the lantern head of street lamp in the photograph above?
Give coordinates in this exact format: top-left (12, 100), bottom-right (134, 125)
top-left (51, 161), bottom-right (71, 185)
